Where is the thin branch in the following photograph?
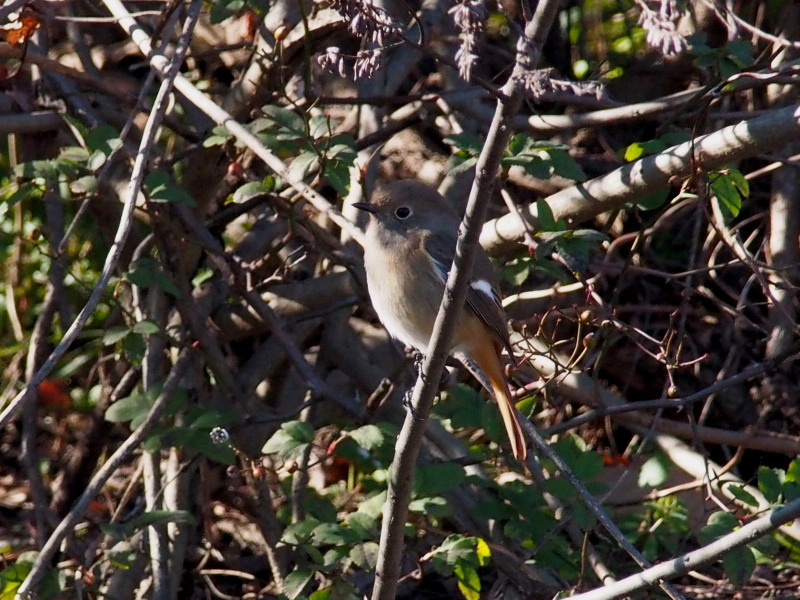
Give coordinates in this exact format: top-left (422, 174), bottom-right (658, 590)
top-left (568, 497), bottom-right (800, 600)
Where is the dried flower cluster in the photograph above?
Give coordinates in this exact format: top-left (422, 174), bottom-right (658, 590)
top-left (318, 0), bottom-right (402, 80)
top-left (637, 0), bottom-right (688, 56)
top-left (520, 68), bottom-right (607, 101)
top-left (449, 0), bottom-right (487, 81)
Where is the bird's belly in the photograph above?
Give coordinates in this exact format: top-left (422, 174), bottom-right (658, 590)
top-left (365, 249), bottom-right (444, 351)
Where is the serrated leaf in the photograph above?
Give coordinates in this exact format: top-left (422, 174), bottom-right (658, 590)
top-left (311, 522), bottom-right (358, 545)
top-left (261, 420), bottom-right (314, 459)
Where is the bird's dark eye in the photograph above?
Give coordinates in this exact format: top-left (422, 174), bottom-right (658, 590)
top-left (395, 206), bottom-right (411, 219)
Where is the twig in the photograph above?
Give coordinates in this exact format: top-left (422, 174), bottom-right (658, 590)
top-left (568, 497), bottom-right (800, 600)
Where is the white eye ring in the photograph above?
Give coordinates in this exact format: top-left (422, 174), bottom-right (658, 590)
top-left (395, 206), bottom-right (411, 219)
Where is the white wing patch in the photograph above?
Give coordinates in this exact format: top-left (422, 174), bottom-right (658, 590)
top-left (470, 279), bottom-right (500, 304)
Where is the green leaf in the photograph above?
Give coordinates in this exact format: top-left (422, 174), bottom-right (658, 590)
top-left (447, 155), bottom-right (478, 176)
top-left (132, 320), bottom-right (160, 335)
top-left (725, 483), bottom-right (759, 507)
top-left (624, 142), bottom-right (646, 161)
top-left (722, 546), bottom-right (756, 587)
top-left (347, 424), bottom-right (384, 451)
top-left (260, 105), bottom-right (307, 139)
top-left (232, 181), bottom-right (271, 204)
top-left (502, 257), bottom-right (531, 286)
top-left (103, 326), bottom-right (130, 345)
top-left (289, 151), bottom-right (319, 183)
top-left (2, 182), bottom-right (40, 208)
top-left (322, 156), bottom-right (353, 196)
top-left (474, 537), bottom-right (491, 567)
top-left (283, 568), bottom-right (314, 600)
top-left (786, 459), bottom-right (800, 483)
top-left (758, 467), bottom-right (784, 503)
top-left (107, 540), bottom-right (138, 569)
top-left (433, 384), bottom-right (483, 429)
top-left (105, 391), bottom-right (150, 424)
top-left (455, 564), bottom-right (481, 600)
top-left (145, 171), bottom-right (196, 206)
top-left (127, 258), bottom-right (179, 297)
top-left (261, 420), bottom-right (314, 460)
top-left (409, 495), bottom-right (450, 517)
top-left (698, 510), bottom-right (738, 544)
top-left (634, 188), bottom-right (670, 210)
top-left (414, 463), bottom-right (466, 497)
top-left (537, 199), bottom-right (558, 231)
top-left (711, 168), bottom-right (748, 220)
top-left (549, 148), bottom-right (586, 182)
top-left (282, 520), bottom-right (319, 545)
top-left (349, 541), bottom-right (380, 570)
top-left (638, 454), bottom-right (670, 487)
top-left (445, 133), bottom-right (484, 154)
top-left (70, 175), bottom-right (99, 194)
top-left (311, 522), bottom-right (359, 545)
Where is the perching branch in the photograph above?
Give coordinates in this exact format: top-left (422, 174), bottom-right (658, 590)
top-left (370, 2), bottom-right (563, 599)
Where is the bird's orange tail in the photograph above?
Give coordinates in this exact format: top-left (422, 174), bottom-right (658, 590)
top-left (468, 345), bottom-right (527, 460)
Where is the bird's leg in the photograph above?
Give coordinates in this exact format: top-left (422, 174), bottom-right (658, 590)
top-left (412, 351), bottom-right (425, 377)
top-left (402, 388), bottom-right (416, 415)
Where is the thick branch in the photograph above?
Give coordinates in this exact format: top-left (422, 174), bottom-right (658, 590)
top-left (481, 103), bottom-right (800, 253)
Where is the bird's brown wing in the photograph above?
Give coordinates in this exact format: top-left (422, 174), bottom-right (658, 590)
top-left (422, 231), bottom-right (512, 353)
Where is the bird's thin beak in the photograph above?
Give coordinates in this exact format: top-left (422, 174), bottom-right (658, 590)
top-left (352, 201), bottom-right (376, 214)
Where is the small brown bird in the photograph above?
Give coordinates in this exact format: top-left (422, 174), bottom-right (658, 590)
top-left (354, 180), bottom-right (527, 460)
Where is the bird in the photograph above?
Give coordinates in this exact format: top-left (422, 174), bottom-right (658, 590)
top-left (353, 180), bottom-right (527, 460)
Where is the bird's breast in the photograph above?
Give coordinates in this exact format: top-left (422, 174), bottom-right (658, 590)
top-left (363, 233), bottom-right (444, 352)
